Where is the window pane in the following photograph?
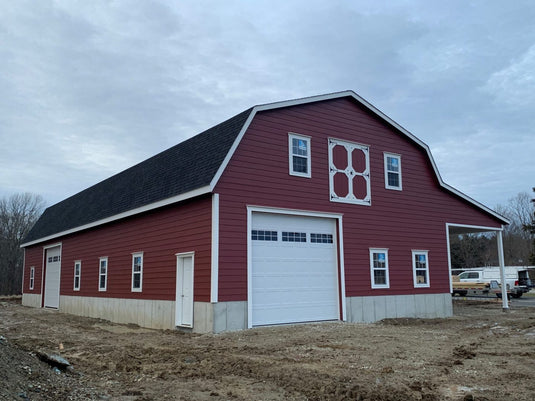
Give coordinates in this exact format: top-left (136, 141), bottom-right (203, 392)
top-left (292, 138), bottom-right (307, 156)
top-left (282, 232), bottom-right (306, 242)
top-left (100, 275), bottom-right (106, 289)
top-left (292, 156), bottom-right (308, 173)
top-left (374, 270), bottom-right (386, 285)
top-left (373, 252), bottom-right (386, 268)
top-left (387, 156), bottom-right (399, 172)
top-left (133, 273), bottom-right (141, 288)
top-left (387, 172), bottom-right (399, 187)
top-left (416, 270), bottom-right (427, 284)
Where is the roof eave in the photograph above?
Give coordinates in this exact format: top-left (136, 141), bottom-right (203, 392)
top-left (21, 185), bottom-right (212, 248)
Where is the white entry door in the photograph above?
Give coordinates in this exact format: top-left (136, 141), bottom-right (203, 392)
top-left (251, 212), bottom-right (339, 326)
top-left (175, 253), bottom-right (194, 327)
top-left (44, 246), bottom-right (61, 309)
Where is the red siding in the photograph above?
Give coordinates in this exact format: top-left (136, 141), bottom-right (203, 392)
top-left (22, 247), bottom-right (44, 295)
top-left (215, 98), bottom-right (502, 301)
top-left (23, 195), bottom-right (212, 302)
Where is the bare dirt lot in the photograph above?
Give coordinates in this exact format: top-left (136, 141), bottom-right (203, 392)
top-left (1, 298), bottom-right (535, 401)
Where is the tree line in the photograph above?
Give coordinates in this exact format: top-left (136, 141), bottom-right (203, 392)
top-left (0, 193), bottom-right (45, 295)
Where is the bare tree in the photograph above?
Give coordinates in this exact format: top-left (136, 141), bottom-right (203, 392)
top-left (0, 193), bottom-right (45, 295)
top-left (496, 191), bottom-right (534, 265)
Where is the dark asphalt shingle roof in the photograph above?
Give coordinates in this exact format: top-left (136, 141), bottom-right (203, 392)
top-left (24, 108), bottom-right (253, 244)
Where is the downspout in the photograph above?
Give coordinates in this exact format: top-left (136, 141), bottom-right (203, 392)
top-left (497, 228), bottom-right (509, 311)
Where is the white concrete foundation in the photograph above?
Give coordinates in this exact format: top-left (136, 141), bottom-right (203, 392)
top-left (213, 301), bottom-right (248, 333)
top-left (60, 296), bottom-right (176, 330)
top-left (22, 293), bottom-right (41, 308)
top-left (58, 296), bottom-right (246, 333)
top-left (25, 294), bottom-right (451, 333)
top-left (346, 293), bottom-right (453, 323)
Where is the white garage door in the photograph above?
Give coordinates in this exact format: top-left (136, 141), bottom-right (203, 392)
top-left (44, 246), bottom-right (61, 309)
top-left (251, 212), bottom-right (339, 326)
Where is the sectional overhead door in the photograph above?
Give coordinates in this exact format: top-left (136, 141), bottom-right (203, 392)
top-left (43, 246), bottom-right (61, 308)
top-left (250, 212), bottom-right (339, 326)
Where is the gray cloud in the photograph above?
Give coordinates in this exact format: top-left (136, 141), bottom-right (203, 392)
top-left (1, 0), bottom-right (533, 209)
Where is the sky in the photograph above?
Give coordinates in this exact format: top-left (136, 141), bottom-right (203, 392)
top-left (1, 0), bottom-right (534, 211)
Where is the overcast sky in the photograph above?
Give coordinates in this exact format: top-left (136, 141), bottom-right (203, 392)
top-left (1, 1), bottom-right (534, 211)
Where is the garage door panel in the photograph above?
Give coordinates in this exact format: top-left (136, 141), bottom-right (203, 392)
top-left (251, 212), bottom-right (339, 327)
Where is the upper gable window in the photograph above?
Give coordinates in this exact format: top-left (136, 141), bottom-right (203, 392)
top-left (328, 138), bottom-right (371, 205)
top-left (384, 153), bottom-right (402, 190)
top-left (289, 133), bottom-right (311, 178)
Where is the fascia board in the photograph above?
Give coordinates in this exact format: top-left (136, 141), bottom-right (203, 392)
top-left (21, 185), bottom-right (211, 248)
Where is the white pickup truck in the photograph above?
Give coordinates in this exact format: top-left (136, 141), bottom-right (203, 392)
top-left (457, 267), bottom-right (532, 298)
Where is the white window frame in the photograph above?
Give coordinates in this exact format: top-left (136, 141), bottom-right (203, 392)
top-left (328, 138), bottom-right (371, 205)
top-left (412, 250), bottom-right (430, 288)
top-left (29, 266), bottom-right (35, 290)
top-left (384, 152), bottom-right (402, 190)
top-left (369, 248), bottom-right (390, 289)
top-left (99, 257), bottom-right (108, 292)
top-left (73, 261), bottom-right (81, 291)
top-left (131, 252), bottom-right (143, 292)
top-left (288, 133), bottom-right (311, 178)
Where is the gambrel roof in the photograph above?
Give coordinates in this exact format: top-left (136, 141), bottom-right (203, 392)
top-left (22, 91), bottom-right (508, 246)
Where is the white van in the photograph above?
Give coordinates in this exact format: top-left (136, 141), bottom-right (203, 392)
top-left (457, 266), bottom-right (532, 298)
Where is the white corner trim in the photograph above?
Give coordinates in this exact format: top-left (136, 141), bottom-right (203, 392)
top-left (209, 90), bottom-right (508, 224)
top-left (210, 193), bottom-right (219, 303)
top-left (338, 217), bottom-right (347, 322)
top-left (21, 186), bottom-right (212, 247)
top-left (246, 207), bottom-right (253, 329)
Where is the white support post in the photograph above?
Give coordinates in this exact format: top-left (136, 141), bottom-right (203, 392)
top-left (497, 229), bottom-right (509, 310)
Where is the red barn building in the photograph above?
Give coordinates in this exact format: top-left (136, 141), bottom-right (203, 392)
top-left (21, 91), bottom-right (508, 332)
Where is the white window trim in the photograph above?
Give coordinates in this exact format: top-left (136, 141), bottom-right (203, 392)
top-left (369, 248), bottom-right (390, 289)
top-left (73, 261), bottom-right (81, 291)
top-left (412, 250), bottom-right (430, 288)
top-left (328, 138), bottom-right (371, 206)
top-left (384, 152), bottom-right (402, 190)
top-left (131, 252), bottom-right (143, 292)
top-left (29, 266), bottom-right (35, 290)
top-left (99, 257), bottom-right (108, 292)
top-left (288, 133), bottom-right (311, 178)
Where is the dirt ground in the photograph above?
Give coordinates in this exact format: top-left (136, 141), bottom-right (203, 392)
top-left (1, 298), bottom-right (535, 401)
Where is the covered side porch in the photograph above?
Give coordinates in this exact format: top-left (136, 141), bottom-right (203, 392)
top-left (446, 223), bottom-right (509, 310)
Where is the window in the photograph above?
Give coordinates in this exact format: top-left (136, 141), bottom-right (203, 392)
top-left (384, 153), bottom-right (402, 190)
top-left (328, 138), bottom-right (371, 205)
top-left (29, 267), bottom-right (35, 290)
top-left (74, 261), bottom-right (81, 291)
top-left (289, 133), bottom-right (311, 178)
top-left (310, 233), bottom-right (334, 244)
top-left (132, 253), bottom-right (143, 292)
top-left (252, 230), bottom-right (278, 241)
top-left (282, 232), bottom-right (306, 242)
top-left (370, 249), bottom-right (389, 289)
top-left (412, 251), bottom-right (430, 288)
top-left (99, 257), bottom-right (108, 291)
